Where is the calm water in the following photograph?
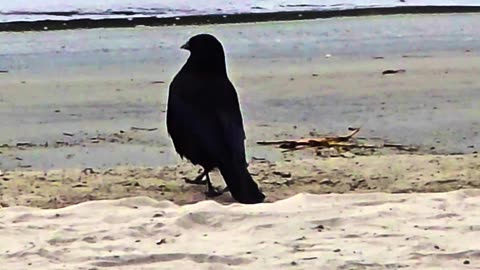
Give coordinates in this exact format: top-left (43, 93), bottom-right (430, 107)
top-left (1, 0), bottom-right (479, 22)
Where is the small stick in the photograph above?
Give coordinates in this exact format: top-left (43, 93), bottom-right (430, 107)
top-left (131, 127), bottom-right (158, 131)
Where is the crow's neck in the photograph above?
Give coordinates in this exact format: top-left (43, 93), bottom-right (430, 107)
top-left (184, 54), bottom-right (227, 76)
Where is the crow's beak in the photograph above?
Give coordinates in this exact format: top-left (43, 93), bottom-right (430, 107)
top-left (180, 41), bottom-right (190, 50)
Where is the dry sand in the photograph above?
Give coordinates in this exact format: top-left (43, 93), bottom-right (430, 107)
top-left (1, 14), bottom-right (480, 269)
top-left (1, 190), bottom-right (479, 269)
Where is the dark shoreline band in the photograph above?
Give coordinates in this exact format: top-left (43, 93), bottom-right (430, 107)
top-left (1, 5), bottom-right (480, 32)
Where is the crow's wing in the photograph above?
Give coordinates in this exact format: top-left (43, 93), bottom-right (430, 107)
top-left (214, 79), bottom-right (248, 165)
top-left (166, 72), bottom-right (246, 166)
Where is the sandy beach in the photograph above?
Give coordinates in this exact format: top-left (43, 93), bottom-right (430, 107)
top-left (1, 13), bottom-right (480, 269)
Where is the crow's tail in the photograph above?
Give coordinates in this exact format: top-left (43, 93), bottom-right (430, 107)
top-left (218, 161), bottom-right (265, 204)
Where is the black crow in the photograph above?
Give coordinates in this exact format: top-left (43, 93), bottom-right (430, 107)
top-left (166, 33), bottom-right (265, 204)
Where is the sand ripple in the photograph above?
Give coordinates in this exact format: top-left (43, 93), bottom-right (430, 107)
top-left (1, 190), bottom-right (479, 269)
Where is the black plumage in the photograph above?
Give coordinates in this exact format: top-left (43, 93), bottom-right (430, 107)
top-left (166, 34), bottom-right (265, 204)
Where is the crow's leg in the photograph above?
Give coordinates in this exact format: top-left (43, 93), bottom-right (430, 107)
top-left (184, 169), bottom-right (208, 185)
top-left (204, 173), bottom-right (229, 198)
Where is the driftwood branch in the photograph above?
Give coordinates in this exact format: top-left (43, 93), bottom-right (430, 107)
top-left (257, 128), bottom-right (360, 150)
top-left (257, 128), bottom-right (416, 153)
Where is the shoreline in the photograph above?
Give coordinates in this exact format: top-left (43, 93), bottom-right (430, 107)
top-left (1, 5), bottom-right (480, 32)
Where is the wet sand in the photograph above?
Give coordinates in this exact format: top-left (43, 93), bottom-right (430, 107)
top-left (1, 13), bottom-right (480, 270)
top-left (0, 15), bottom-right (480, 170)
top-left (0, 13), bottom-right (480, 206)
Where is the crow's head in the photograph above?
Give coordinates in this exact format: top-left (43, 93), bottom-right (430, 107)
top-left (181, 33), bottom-right (225, 56)
top-left (181, 33), bottom-right (227, 73)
